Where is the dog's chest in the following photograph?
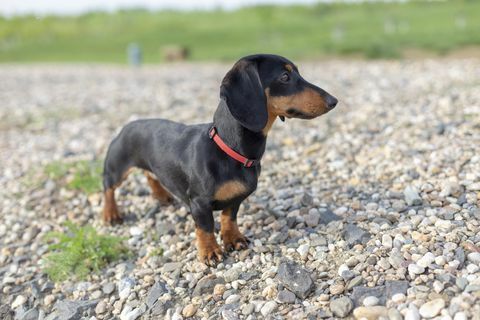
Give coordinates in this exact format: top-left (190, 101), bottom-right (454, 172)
top-left (213, 180), bottom-right (255, 202)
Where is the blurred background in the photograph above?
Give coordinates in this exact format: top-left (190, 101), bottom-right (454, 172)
top-left (1, 0), bottom-right (479, 63)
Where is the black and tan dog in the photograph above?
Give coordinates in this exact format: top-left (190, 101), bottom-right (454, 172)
top-left (102, 54), bottom-right (337, 265)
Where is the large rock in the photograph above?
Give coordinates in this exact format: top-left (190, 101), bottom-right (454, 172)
top-left (351, 281), bottom-right (409, 307)
top-left (319, 208), bottom-right (341, 224)
top-left (54, 300), bottom-right (97, 320)
top-left (146, 281), bottom-right (168, 308)
top-left (193, 275), bottom-right (225, 296)
top-left (351, 286), bottom-right (386, 307)
top-left (385, 280), bottom-right (409, 298)
top-left (277, 261), bottom-right (315, 299)
top-left (343, 224), bottom-right (371, 247)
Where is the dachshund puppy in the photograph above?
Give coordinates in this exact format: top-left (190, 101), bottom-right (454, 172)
top-left (102, 54), bottom-right (338, 265)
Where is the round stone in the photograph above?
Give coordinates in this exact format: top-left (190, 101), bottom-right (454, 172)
top-left (182, 304), bottom-right (197, 318)
top-left (419, 299), bottom-right (445, 318)
top-left (363, 296), bottom-right (379, 307)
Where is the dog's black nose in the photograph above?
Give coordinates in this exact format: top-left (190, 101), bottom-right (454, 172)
top-left (326, 95), bottom-right (338, 109)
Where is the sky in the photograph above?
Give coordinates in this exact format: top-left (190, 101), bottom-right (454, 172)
top-left (0, 0), bottom-right (324, 16)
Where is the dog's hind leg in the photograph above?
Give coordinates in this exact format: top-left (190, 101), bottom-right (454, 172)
top-left (102, 139), bottom-right (133, 224)
top-left (143, 171), bottom-right (174, 205)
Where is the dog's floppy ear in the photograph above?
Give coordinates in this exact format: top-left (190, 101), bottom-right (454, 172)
top-left (220, 60), bottom-right (268, 132)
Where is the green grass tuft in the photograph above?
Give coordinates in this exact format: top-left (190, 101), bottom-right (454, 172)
top-left (45, 159), bottom-right (103, 194)
top-left (43, 222), bottom-right (129, 282)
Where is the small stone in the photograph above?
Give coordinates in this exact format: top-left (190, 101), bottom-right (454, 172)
top-left (225, 294), bottom-right (241, 305)
top-left (305, 209), bottom-right (320, 227)
top-left (241, 303), bottom-right (255, 316)
top-left (419, 299), bottom-right (445, 318)
top-left (417, 252), bottom-right (435, 268)
top-left (338, 264), bottom-right (349, 277)
top-left (44, 295), bottom-right (55, 306)
top-left (454, 312), bottom-right (468, 320)
top-left (213, 284), bottom-right (226, 296)
top-left (277, 290), bottom-right (296, 304)
top-left (408, 263), bottom-right (425, 275)
top-left (95, 301), bottom-right (107, 314)
top-left (404, 186), bottom-right (422, 206)
top-left (90, 290), bottom-right (102, 299)
top-left (353, 306), bottom-right (388, 320)
top-left (102, 282), bottom-right (115, 295)
top-left (21, 308), bottom-right (39, 320)
top-left (362, 296), bottom-right (379, 307)
top-left (11, 295), bottom-right (27, 309)
top-left (260, 301), bottom-right (277, 317)
top-left (222, 309), bottom-right (239, 320)
top-left (118, 277), bottom-right (135, 300)
top-left (129, 226), bottom-right (143, 236)
top-left (391, 293), bottom-right (405, 303)
top-left (120, 305), bottom-right (145, 320)
top-left (330, 283), bottom-right (345, 295)
top-left (388, 308), bottom-right (403, 320)
top-left (182, 304), bottom-right (197, 318)
top-left (297, 244), bottom-right (310, 259)
top-left (377, 258), bottom-right (391, 270)
top-left (224, 267), bottom-right (241, 282)
top-left (456, 277), bottom-right (468, 290)
top-left (347, 276), bottom-right (364, 290)
top-left (382, 235), bottom-right (392, 248)
top-left (467, 252), bottom-right (480, 264)
top-left (330, 297), bottom-right (353, 318)
top-left (433, 280), bottom-right (444, 293)
top-left (405, 306), bottom-right (420, 320)
top-left (163, 262), bottom-right (182, 273)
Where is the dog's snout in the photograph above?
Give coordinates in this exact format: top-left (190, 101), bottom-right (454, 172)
top-left (326, 95), bottom-right (338, 109)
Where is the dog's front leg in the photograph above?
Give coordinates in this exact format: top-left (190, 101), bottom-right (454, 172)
top-left (191, 198), bottom-right (223, 266)
top-left (220, 204), bottom-right (249, 252)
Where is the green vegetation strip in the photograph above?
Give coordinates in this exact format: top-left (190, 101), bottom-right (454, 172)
top-left (1, 1), bottom-right (479, 62)
top-left (45, 159), bottom-right (103, 194)
top-left (43, 222), bottom-right (129, 282)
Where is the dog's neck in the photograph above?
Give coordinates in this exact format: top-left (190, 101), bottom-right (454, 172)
top-left (212, 100), bottom-right (267, 161)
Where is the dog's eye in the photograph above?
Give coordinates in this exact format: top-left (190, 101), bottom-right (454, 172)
top-left (280, 72), bottom-right (290, 83)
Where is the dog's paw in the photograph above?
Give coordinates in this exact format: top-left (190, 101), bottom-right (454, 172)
top-left (198, 243), bottom-right (224, 266)
top-left (222, 231), bottom-right (250, 252)
top-left (102, 208), bottom-right (123, 225)
top-left (196, 229), bottom-right (224, 266)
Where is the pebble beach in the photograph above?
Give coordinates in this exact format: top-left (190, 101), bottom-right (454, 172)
top-left (0, 59), bottom-right (480, 319)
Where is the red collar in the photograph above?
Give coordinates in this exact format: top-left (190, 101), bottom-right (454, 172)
top-left (208, 126), bottom-right (257, 168)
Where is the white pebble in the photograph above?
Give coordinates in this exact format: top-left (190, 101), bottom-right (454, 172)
top-left (363, 296), bottom-right (379, 307)
top-left (408, 263), bottom-right (425, 275)
top-left (419, 299), bottom-right (445, 318)
top-left (467, 252), bottom-right (480, 264)
top-left (382, 235), bottom-right (393, 248)
top-left (338, 264), bottom-right (349, 277)
top-left (11, 295), bottom-right (27, 309)
top-left (391, 293), bottom-right (405, 303)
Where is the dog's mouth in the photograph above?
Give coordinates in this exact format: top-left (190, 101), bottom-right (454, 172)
top-left (285, 108), bottom-right (317, 120)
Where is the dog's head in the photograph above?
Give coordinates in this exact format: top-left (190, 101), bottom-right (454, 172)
top-left (220, 54), bottom-right (338, 133)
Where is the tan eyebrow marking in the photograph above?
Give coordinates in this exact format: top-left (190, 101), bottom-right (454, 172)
top-left (285, 64), bottom-right (293, 72)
